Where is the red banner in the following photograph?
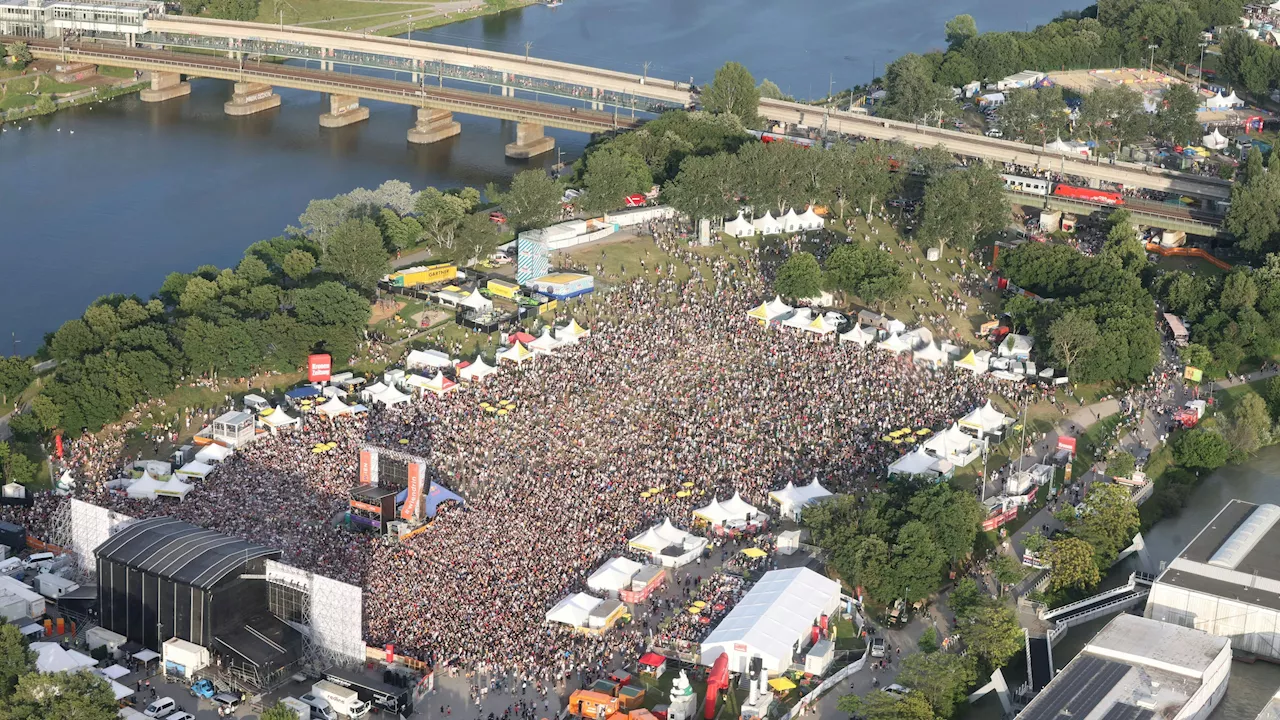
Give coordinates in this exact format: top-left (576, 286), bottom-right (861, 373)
top-left (982, 507), bottom-right (1019, 532)
top-left (401, 463), bottom-right (424, 520)
top-left (55, 435), bottom-right (62, 459)
top-left (308, 354), bottom-right (332, 383)
top-left (385, 644), bottom-right (395, 663)
top-left (1057, 436), bottom-right (1077, 456)
top-left (359, 449), bottom-right (373, 485)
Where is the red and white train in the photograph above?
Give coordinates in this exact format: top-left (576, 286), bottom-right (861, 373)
top-left (1001, 174), bottom-right (1125, 206)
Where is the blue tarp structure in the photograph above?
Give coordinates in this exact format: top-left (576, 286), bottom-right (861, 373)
top-left (284, 386), bottom-right (321, 400)
top-left (423, 482), bottom-right (465, 518)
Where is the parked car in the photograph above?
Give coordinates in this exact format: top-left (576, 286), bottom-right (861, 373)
top-left (489, 211), bottom-right (507, 224)
top-left (143, 698), bottom-right (176, 718)
top-left (189, 679), bottom-right (216, 699)
top-left (883, 684), bottom-right (911, 697)
top-left (870, 637), bottom-right (886, 658)
top-left (212, 692), bottom-right (241, 717)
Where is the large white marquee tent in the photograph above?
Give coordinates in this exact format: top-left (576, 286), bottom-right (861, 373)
top-left (768, 479), bottom-right (833, 520)
top-left (586, 557), bottom-right (645, 596)
top-left (629, 519), bottom-right (708, 567)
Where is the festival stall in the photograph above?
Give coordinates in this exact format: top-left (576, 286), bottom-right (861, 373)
top-left (124, 474), bottom-right (192, 501)
top-left (838, 324), bottom-right (875, 346)
top-left (747, 297), bottom-right (793, 324)
top-left (780, 208), bottom-right (802, 233)
top-left (174, 462), bottom-right (213, 480)
top-left (556, 319), bottom-right (591, 344)
top-left (913, 343), bottom-right (948, 367)
top-left (796, 207), bottom-right (825, 230)
top-left (901, 326), bottom-right (933, 350)
top-left (586, 557), bottom-right (645, 597)
top-left (529, 329), bottom-right (562, 355)
top-left (802, 313), bottom-right (839, 336)
top-left (193, 444), bottom-right (232, 464)
top-left (887, 447), bottom-right (949, 479)
top-left (260, 406), bottom-right (299, 430)
top-left (922, 424), bottom-right (984, 467)
top-left (953, 350), bottom-right (990, 375)
top-left (692, 499), bottom-right (733, 527)
top-left (317, 396), bottom-right (355, 418)
top-left (781, 307), bottom-right (815, 330)
top-left (458, 357), bottom-right (498, 382)
top-left (405, 349), bottom-right (453, 371)
top-left (767, 480), bottom-right (833, 521)
top-left (370, 384), bottom-right (412, 407)
top-left (958, 400), bottom-right (1011, 439)
top-left (724, 213), bottom-right (756, 238)
top-left (497, 342), bottom-right (535, 365)
top-left (545, 592), bottom-right (603, 629)
top-left (423, 372), bottom-right (458, 396)
top-left (876, 333), bottom-right (911, 355)
top-left (1202, 129), bottom-right (1229, 150)
top-left (638, 652), bottom-right (668, 677)
top-left (998, 333), bottom-right (1034, 360)
top-left (751, 212), bottom-right (783, 235)
top-left (620, 564), bottom-right (666, 603)
top-left (628, 519), bottom-right (707, 568)
top-left (459, 289), bottom-right (494, 315)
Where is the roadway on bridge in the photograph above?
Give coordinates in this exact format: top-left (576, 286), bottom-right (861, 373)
top-left (760, 99), bottom-right (1233, 202)
top-left (21, 39), bottom-right (635, 133)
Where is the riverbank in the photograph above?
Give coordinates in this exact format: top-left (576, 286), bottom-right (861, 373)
top-left (256, 0), bottom-right (544, 35)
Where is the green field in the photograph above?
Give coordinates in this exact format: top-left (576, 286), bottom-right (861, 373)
top-left (254, 0), bottom-right (539, 34)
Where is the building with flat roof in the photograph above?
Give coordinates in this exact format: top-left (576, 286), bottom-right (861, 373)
top-left (1146, 500), bottom-right (1280, 661)
top-left (1018, 614), bottom-right (1230, 720)
top-left (0, 0), bottom-right (161, 39)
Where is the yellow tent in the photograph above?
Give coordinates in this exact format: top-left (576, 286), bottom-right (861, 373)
top-left (747, 302), bottom-right (771, 321)
top-left (768, 678), bottom-right (797, 692)
top-left (741, 547), bottom-right (768, 559)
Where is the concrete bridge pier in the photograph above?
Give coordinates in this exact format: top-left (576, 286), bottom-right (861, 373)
top-left (319, 94), bottom-right (370, 128)
top-left (591, 87), bottom-right (603, 111)
top-left (505, 122), bottom-right (554, 159)
top-left (224, 82), bottom-right (280, 116)
top-left (139, 71), bottom-right (190, 103)
top-left (407, 108), bottom-right (461, 144)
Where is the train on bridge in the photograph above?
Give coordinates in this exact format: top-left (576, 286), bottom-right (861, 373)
top-left (1000, 174), bottom-right (1125, 206)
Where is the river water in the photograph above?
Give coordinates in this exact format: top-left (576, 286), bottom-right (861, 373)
top-left (2, 0), bottom-right (1083, 348)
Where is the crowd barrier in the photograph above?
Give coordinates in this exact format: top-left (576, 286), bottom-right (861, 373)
top-left (1144, 243), bottom-right (1232, 270)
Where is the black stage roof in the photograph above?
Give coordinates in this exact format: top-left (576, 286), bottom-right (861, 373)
top-left (351, 485), bottom-right (397, 502)
top-left (214, 613), bottom-right (300, 669)
top-left (95, 517), bottom-right (279, 590)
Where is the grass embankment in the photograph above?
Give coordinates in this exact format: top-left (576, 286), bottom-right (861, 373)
top-left (256, 0), bottom-right (542, 35)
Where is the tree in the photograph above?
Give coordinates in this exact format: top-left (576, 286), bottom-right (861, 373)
top-left (1179, 343), bottom-right (1213, 371)
top-left (919, 164), bottom-right (1007, 254)
top-left (907, 483), bottom-right (982, 567)
top-left (896, 652), bottom-right (977, 718)
top-left (207, 0), bottom-right (258, 20)
top-left (918, 627), bottom-right (940, 653)
top-left (1107, 451), bottom-right (1136, 479)
top-left (178, 276), bottom-right (219, 315)
top-left (0, 624), bottom-right (33, 698)
top-left (1066, 483), bottom-right (1140, 569)
top-left (1049, 310), bottom-right (1099, 376)
top-left (5, 42), bottom-right (32, 69)
top-left (701, 61), bottom-right (760, 127)
top-left (881, 54), bottom-right (953, 123)
top-left (1265, 375), bottom-right (1280, 421)
top-left (662, 153), bottom-right (740, 223)
top-left (49, 319), bottom-right (99, 362)
top-left (292, 282), bottom-right (371, 329)
top-left (756, 79), bottom-right (792, 101)
top-left (485, 170), bottom-right (563, 232)
top-left (945, 14), bottom-right (979, 49)
top-left (1044, 537), bottom-right (1102, 593)
top-left (1078, 86), bottom-right (1146, 154)
top-left (29, 395), bottom-right (59, 435)
top-left (261, 703), bottom-right (299, 720)
top-left (453, 213), bottom-right (505, 267)
top-left (773, 252), bottom-right (823, 300)
top-left (1225, 391), bottom-right (1272, 457)
top-left (997, 87), bottom-right (1068, 145)
top-left (1152, 83), bottom-right (1203, 145)
top-left (1227, 149), bottom-right (1280, 253)
top-left (1101, 211), bottom-right (1145, 272)
top-left (579, 147), bottom-right (653, 216)
top-left (956, 602), bottom-right (1023, 669)
top-left (888, 520), bottom-right (947, 604)
top-left (281, 249), bottom-right (316, 284)
top-left (324, 218), bottom-right (389, 293)
top-left (1173, 428), bottom-right (1231, 470)
top-left (0, 357), bottom-right (32, 405)
top-left (837, 690), bottom-right (935, 720)
top-left (1, 670), bottom-right (117, 720)
top-left (992, 554), bottom-right (1025, 589)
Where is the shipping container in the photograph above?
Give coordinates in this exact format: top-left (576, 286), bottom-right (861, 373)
top-left (387, 264), bottom-right (457, 288)
top-left (486, 279), bottom-right (520, 300)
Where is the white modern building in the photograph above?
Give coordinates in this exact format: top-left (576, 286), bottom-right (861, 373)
top-left (1146, 500), bottom-right (1280, 662)
top-left (0, 0), bottom-right (161, 39)
top-left (1018, 614), bottom-right (1230, 720)
top-left (700, 567), bottom-right (840, 675)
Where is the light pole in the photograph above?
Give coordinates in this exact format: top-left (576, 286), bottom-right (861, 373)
top-left (1147, 44), bottom-right (1158, 73)
top-left (1197, 42), bottom-right (1208, 91)
top-left (405, 14), bottom-right (413, 41)
top-left (524, 40), bottom-right (533, 62)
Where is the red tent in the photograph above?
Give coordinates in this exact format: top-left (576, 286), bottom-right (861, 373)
top-left (510, 331), bottom-right (537, 345)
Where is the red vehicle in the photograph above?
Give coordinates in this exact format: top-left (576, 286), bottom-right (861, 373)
top-left (1051, 184), bottom-right (1125, 206)
top-left (489, 211), bottom-right (507, 224)
top-left (624, 193), bottom-right (646, 208)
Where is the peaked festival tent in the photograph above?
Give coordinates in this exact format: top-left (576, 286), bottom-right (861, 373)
top-left (371, 384), bottom-right (411, 407)
top-left (405, 349), bottom-right (453, 370)
top-left (782, 307), bottom-right (815, 330)
top-left (954, 350), bottom-right (990, 374)
top-left (724, 213), bottom-right (756, 238)
top-left (497, 342), bottom-right (535, 365)
top-left (888, 447), bottom-right (945, 478)
top-left (529, 329), bottom-right (561, 355)
top-left (318, 396), bottom-right (355, 418)
top-left (839, 324), bottom-right (875, 346)
top-left (193, 444), bottom-right (233, 464)
top-left (959, 400), bottom-right (1010, 436)
top-left (767, 479), bottom-right (833, 520)
top-left (693, 499), bottom-right (734, 526)
top-left (424, 371), bottom-right (458, 396)
top-left (913, 343), bottom-right (948, 367)
top-left (261, 406), bottom-right (299, 428)
top-left (458, 357), bottom-right (498, 382)
top-left (557, 319), bottom-right (591, 344)
top-left (803, 314), bottom-right (839, 335)
top-left (796, 207), bottom-right (825, 230)
top-left (1203, 129), bottom-right (1229, 150)
top-left (780, 208), bottom-right (802, 233)
top-left (720, 492), bottom-right (759, 520)
top-left (923, 424), bottom-right (984, 467)
top-left (459, 289), bottom-right (493, 313)
top-left (877, 333), bottom-right (911, 354)
top-left (752, 212), bottom-right (783, 235)
top-left (174, 461), bottom-right (213, 480)
top-left (545, 592), bottom-right (603, 627)
top-left (586, 557), bottom-right (645, 595)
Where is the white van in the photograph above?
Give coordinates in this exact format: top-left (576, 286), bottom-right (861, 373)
top-left (311, 680), bottom-right (369, 718)
top-left (143, 697), bottom-right (176, 717)
top-left (243, 394), bottom-right (270, 412)
top-left (23, 552), bottom-right (54, 570)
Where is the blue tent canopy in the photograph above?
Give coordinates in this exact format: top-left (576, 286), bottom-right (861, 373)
top-left (423, 483), bottom-right (465, 518)
top-left (284, 386), bottom-right (321, 400)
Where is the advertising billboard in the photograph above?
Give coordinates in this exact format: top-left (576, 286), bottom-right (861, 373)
top-left (400, 462), bottom-right (425, 520)
top-left (359, 449), bottom-right (375, 485)
top-left (308, 354), bottom-right (332, 382)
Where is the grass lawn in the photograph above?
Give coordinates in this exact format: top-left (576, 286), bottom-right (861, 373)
top-left (0, 94), bottom-right (36, 110)
top-left (1152, 254), bottom-right (1230, 277)
top-left (96, 66), bottom-right (136, 79)
top-left (256, 0), bottom-right (444, 27)
top-left (1072, 412), bottom-right (1123, 478)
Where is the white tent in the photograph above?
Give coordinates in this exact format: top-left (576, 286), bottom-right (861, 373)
top-left (913, 343), bottom-right (948, 367)
top-left (193, 444), bottom-right (232, 464)
top-left (888, 447), bottom-right (944, 477)
top-left (31, 642), bottom-right (98, 674)
top-left (405, 349), bottom-right (453, 370)
top-left (362, 382), bottom-right (389, 399)
top-left (781, 307), bottom-right (815, 330)
top-left (628, 526), bottom-right (671, 553)
top-left (802, 313), bottom-right (839, 335)
top-left (497, 342), bottom-right (535, 365)
top-left (796, 207), bottom-right (825, 231)
top-left (959, 400), bottom-right (1010, 436)
top-left (902, 326), bottom-right (934, 350)
top-left (174, 461), bottom-right (213, 480)
top-left (720, 492), bottom-right (759, 521)
top-left (371, 384), bottom-right (411, 407)
top-left (1203, 129), bottom-right (1229, 150)
top-left (748, 296), bottom-right (793, 324)
top-left (261, 406), bottom-right (299, 428)
top-left (423, 371), bottom-right (458, 396)
top-left (724, 213), bottom-right (756, 238)
top-left (1222, 90), bottom-right (1243, 107)
top-left (545, 592), bottom-right (603, 628)
top-left (780, 208), bottom-right (802, 233)
top-left (629, 519), bottom-right (708, 567)
top-left (459, 357), bottom-right (498, 382)
top-left (693, 499), bottom-right (734, 526)
top-left (459, 289), bottom-right (493, 314)
top-left (752, 211), bottom-right (783, 235)
top-left (767, 479), bottom-right (833, 520)
top-left (556, 319), bottom-right (590, 344)
top-left (838, 324), bottom-right (875, 346)
top-left (586, 557), bottom-right (645, 594)
top-left (923, 423), bottom-right (984, 467)
top-left (1046, 137), bottom-right (1088, 157)
top-left (954, 350), bottom-right (990, 375)
top-left (529, 329), bottom-right (561, 355)
top-left (318, 396), bottom-right (355, 417)
top-left (700, 568), bottom-right (841, 675)
top-left (998, 333), bottom-right (1034, 359)
top-left (877, 333), bottom-right (911, 355)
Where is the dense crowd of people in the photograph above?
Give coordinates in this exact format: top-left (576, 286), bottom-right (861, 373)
top-left (3, 221), bottom-right (1045, 686)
